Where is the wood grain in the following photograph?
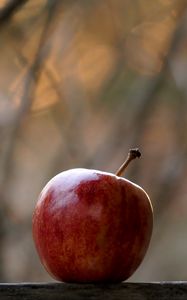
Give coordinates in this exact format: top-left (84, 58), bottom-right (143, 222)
top-left (0, 282), bottom-right (187, 300)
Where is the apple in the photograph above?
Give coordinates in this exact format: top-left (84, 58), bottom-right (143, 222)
top-left (32, 149), bottom-right (153, 283)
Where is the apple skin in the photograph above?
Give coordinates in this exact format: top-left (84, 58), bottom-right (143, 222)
top-left (32, 168), bottom-right (153, 283)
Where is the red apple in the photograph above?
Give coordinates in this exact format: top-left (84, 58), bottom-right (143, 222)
top-left (32, 149), bottom-right (153, 283)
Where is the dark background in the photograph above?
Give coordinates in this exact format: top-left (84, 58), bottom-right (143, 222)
top-left (0, 0), bottom-right (187, 282)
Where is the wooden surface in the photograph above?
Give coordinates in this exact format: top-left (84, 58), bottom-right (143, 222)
top-left (0, 282), bottom-right (187, 300)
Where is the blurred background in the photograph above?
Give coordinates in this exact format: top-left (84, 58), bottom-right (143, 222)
top-left (0, 0), bottom-right (187, 282)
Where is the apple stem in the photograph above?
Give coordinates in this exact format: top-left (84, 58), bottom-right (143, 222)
top-left (115, 148), bottom-right (141, 177)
